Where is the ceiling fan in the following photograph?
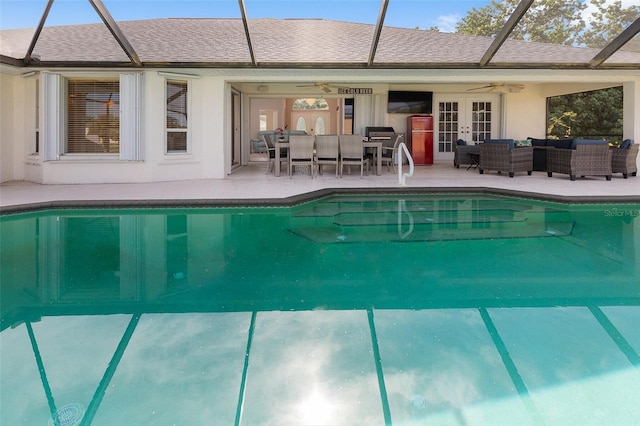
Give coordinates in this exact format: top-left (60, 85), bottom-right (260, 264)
top-left (296, 82), bottom-right (350, 93)
top-left (467, 83), bottom-right (525, 93)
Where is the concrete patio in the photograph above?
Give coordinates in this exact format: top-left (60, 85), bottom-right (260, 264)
top-left (2, 162), bottom-right (640, 212)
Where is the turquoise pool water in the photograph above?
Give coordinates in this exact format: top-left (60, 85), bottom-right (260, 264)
top-left (1, 193), bottom-right (639, 425)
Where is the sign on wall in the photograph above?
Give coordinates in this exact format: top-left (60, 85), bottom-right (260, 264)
top-left (338, 88), bottom-right (373, 94)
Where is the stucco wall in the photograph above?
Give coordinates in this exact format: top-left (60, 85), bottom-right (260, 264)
top-left (1, 74), bottom-right (41, 183)
top-left (503, 87), bottom-right (547, 140)
top-left (0, 73), bottom-right (15, 182)
top-left (34, 72), bottom-right (228, 184)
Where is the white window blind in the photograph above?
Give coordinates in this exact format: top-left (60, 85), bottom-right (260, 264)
top-left (67, 79), bottom-right (120, 154)
top-left (166, 80), bottom-right (188, 153)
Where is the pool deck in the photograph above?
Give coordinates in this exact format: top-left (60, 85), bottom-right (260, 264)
top-left (2, 162), bottom-right (640, 212)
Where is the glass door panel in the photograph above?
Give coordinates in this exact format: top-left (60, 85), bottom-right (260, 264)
top-left (471, 101), bottom-right (492, 143)
top-left (438, 101), bottom-right (459, 154)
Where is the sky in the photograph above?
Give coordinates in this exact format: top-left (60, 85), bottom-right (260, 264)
top-left (0, 0), bottom-right (489, 32)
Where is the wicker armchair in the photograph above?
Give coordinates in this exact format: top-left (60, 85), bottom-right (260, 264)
top-left (610, 144), bottom-right (638, 179)
top-left (478, 140), bottom-right (533, 178)
top-left (454, 143), bottom-right (480, 168)
top-left (546, 141), bottom-right (612, 181)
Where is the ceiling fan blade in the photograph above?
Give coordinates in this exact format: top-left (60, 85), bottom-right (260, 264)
top-left (321, 86), bottom-right (332, 93)
top-left (467, 85), bottom-right (493, 91)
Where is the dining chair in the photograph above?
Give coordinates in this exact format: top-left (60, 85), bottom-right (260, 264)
top-left (261, 133), bottom-right (288, 175)
top-left (339, 134), bottom-right (369, 178)
top-left (380, 133), bottom-right (404, 172)
top-left (289, 135), bottom-right (316, 178)
top-left (315, 135), bottom-right (340, 177)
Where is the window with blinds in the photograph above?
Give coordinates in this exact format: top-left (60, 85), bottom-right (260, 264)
top-left (67, 80), bottom-right (120, 153)
top-left (166, 80), bottom-right (188, 152)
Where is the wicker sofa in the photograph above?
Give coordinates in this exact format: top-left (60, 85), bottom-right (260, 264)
top-left (610, 140), bottom-right (638, 179)
top-left (478, 139), bottom-right (533, 178)
top-left (528, 137), bottom-right (574, 171)
top-left (546, 139), bottom-right (612, 181)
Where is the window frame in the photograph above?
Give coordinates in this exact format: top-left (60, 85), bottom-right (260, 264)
top-left (165, 78), bottom-right (190, 155)
top-left (41, 72), bottom-right (141, 162)
top-left (66, 77), bottom-right (121, 156)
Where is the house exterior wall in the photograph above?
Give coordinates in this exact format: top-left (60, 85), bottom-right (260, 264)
top-left (143, 73), bottom-right (226, 181)
top-left (503, 87), bottom-right (547, 140)
top-left (0, 73), bottom-right (13, 181)
top-left (0, 71), bottom-right (229, 184)
top-left (1, 68), bottom-right (638, 184)
top-left (1, 73), bottom-right (16, 182)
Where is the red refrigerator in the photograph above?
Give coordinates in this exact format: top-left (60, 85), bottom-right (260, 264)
top-left (407, 115), bottom-right (434, 165)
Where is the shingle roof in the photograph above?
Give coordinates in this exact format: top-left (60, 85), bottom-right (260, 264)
top-left (1, 18), bottom-right (639, 68)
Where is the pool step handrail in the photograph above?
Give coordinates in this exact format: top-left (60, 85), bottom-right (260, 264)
top-left (397, 199), bottom-right (414, 238)
top-left (397, 142), bottom-right (414, 185)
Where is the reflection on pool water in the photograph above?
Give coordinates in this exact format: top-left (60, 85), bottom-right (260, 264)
top-left (1, 194), bottom-right (639, 425)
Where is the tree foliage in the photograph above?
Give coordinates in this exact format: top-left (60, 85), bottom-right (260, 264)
top-left (580, 0), bottom-right (640, 51)
top-left (455, 0), bottom-right (639, 49)
top-left (456, 0), bottom-right (586, 45)
top-left (547, 87), bottom-right (623, 144)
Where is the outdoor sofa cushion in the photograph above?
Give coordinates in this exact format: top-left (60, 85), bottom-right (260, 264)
top-left (527, 137), bottom-right (574, 149)
top-left (547, 139), bottom-right (573, 149)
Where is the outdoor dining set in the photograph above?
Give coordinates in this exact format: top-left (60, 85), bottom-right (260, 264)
top-left (453, 138), bottom-right (638, 180)
top-left (260, 133), bottom-right (403, 178)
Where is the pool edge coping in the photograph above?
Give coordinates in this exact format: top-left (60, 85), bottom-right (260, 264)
top-left (2, 186), bottom-right (640, 215)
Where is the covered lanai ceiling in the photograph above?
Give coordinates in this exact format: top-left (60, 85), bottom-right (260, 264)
top-left (0, 0), bottom-right (639, 70)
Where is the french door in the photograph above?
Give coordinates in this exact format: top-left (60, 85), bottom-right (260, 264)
top-left (434, 95), bottom-right (500, 161)
top-left (231, 90), bottom-right (241, 170)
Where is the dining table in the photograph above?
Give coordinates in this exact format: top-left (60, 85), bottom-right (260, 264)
top-left (274, 139), bottom-right (382, 177)
top-left (363, 141), bottom-right (383, 176)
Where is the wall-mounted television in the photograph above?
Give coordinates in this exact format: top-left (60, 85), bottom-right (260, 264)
top-left (387, 91), bottom-right (433, 114)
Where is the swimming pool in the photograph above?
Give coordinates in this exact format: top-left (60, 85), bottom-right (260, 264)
top-left (1, 193), bottom-right (639, 425)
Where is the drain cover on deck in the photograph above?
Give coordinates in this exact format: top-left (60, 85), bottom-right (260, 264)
top-left (48, 403), bottom-right (85, 426)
